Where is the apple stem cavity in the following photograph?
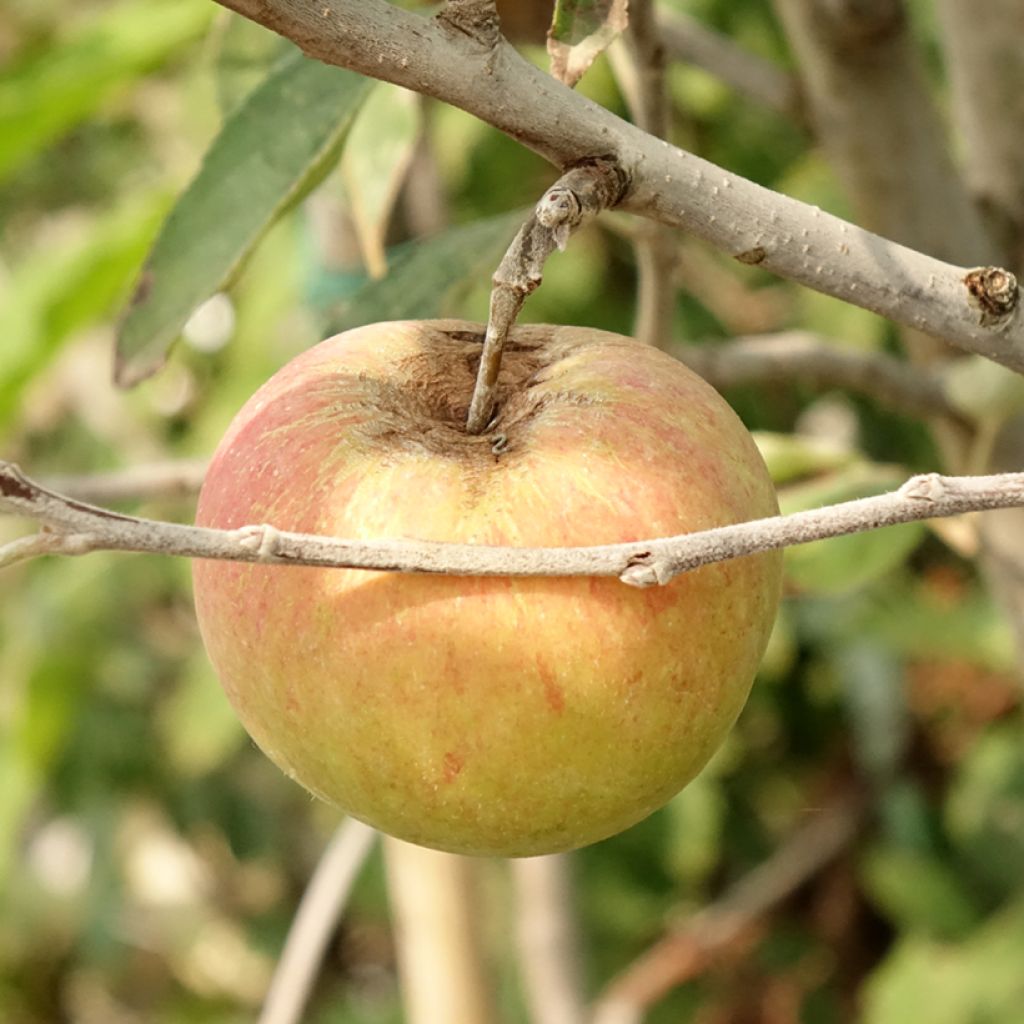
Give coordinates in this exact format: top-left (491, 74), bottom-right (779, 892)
top-left (465, 159), bottom-right (627, 435)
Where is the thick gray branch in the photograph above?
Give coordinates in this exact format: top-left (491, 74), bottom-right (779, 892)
top-left (209, 0), bottom-right (1024, 372)
top-left (4, 461), bottom-right (1024, 586)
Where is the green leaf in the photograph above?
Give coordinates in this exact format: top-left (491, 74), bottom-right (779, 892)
top-left (548, 0), bottom-right (629, 87)
top-left (341, 83), bottom-right (421, 279)
top-left (115, 50), bottom-right (373, 387)
top-left (752, 431), bottom-right (858, 485)
top-left (207, 12), bottom-right (288, 115)
top-left (323, 209), bottom-right (526, 332)
top-left (863, 900), bottom-right (1024, 1024)
top-left (946, 727), bottom-right (1024, 899)
top-left (860, 846), bottom-right (980, 939)
top-left (780, 465), bottom-right (926, 594)
top-left (0, 0), bottom-right (212, 185)
top-left (0, 190), bottom-right (169, 427)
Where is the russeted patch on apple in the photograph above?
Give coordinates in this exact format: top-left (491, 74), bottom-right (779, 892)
top-left (193, 320), bottom-right (782, 857)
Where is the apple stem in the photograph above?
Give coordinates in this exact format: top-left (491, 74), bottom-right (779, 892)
top-left (465, 159), bottom-right (628, 434)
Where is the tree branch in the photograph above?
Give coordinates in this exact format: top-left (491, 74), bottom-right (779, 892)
top-left (258, 819), bottom-right (377, 1024)
top-left (676, 332), bottom-right (959, 421)
top-left (4, 460), bottom-right (1024, 586)
top-left (512, 855), bottom-right (587, 1024)
top-left (209, 0), bottom-right (1024, 373)
top-left (592, 797), bottom-right (863, 1024)
top-left (465, 159), bottom-right (627, 433)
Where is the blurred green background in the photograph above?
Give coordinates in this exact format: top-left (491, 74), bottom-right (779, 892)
top-left (2, 1), bottom-right (1023, 1022)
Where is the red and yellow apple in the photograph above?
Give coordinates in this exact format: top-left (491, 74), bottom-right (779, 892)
top-left (193, 321), bottom-right (781, 857)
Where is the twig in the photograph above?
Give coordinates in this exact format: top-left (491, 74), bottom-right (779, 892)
top-left (210, 0), bottom-right (1024, 372)
top-left (609, 0), bottom-right (678, 349)
top-left (512, 855), bottom-right (587, 1024)
top-left (465, 159), bottom-right (626, 432)
top-left (591, 797), bottom-right (863, 1024)
top-left (676, 332), bottom-right (958, 421)
top-left (659, 9), bottom-right (800, 120)
top-left (4, 460), bottom-right (1024, 584)
top-left (43, 459), bottom-right (209, 504)
top-left (258, 819), bottom-right (378, 1024)
top-left (384, 839), bottom-right (496, 1024)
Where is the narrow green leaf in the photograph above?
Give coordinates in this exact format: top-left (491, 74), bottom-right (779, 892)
top-left (548, 0), bottom-right (629, 87)
top-left (0, 0), bottom-right (212, 184)
top-left (115, 50), bottom-right (373, 387)
top-left (323, 209), bottom-right (526, 333)
top-left (340, 84), bottom-right (421, 279)
top-left (208, 12), bottom-right (288, 115)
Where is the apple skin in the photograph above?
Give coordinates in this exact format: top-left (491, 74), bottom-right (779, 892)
top-left (193, 320), bottom-right (782, 857)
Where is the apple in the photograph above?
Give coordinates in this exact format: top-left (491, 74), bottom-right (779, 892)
top-left (193, 320), bottom-right (782, 857)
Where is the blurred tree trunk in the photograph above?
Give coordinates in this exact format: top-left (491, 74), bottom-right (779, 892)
top-left (773, 0), bottom-right (1024, 671)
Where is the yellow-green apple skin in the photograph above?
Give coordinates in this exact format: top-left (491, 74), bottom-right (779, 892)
top-left (193, 321), bottom-right (782, 857)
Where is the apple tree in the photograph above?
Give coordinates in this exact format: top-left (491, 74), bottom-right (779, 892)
top-left (2, 1), bottom-right (1024, 1022)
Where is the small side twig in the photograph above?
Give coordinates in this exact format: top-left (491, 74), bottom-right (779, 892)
top-left (5, 460), bottom-right (1024, 584)
top-left (258, 819), bottom-right (377, 1024)
top-left (44, 458), bottom-right (209, 504)
top-left (465, 159), bottom-right (627, 434)
top-left (592, 797), bottom-right (863, 1024)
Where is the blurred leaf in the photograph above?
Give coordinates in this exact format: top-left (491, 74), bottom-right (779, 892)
top-left (845, 577), bottom-right (1017, 672)
top-left (158, 654), bottom-right (245, 777)
top-left (548, 0), bottom-right (629, 87)
top-left (115, 50), bottom-right (372, 386)
top-left (863, 899), bottom-right (1024, 1024)
top-left (0, 0), bottom-right (212, 184)
top-left (946, 726), bottom-right (1024, 899)
top-left (943, 355), bottom-right (1024, 424)
top-left (341, 84), bottom-right (421, 279)
top-left (208, 11), bottom-right (287, 115)
top-left (752, 431), bottom-right (858, 485)
top-left (323, 209), bottom-right (526, 332)
top-left (860, 846), bottom-right (980, 939)
top-left (780, 465), bottom-right (926, 594)
top-left (0, 190), bottom-right (169, 427)
top-left (664, 772), bottom-right (725, 888)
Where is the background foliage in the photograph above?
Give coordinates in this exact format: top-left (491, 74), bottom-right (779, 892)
top-left (2, 1), bottom-right (1022, 1021)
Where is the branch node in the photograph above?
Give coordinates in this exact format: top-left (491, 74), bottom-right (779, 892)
top-left (899, 472), bottom-right (946, 502)
top-left (964, 266), bottom-right (1020, 328)
top-left (236, 524), bottom-right (283, 561)
top-left (436, 0), bottom-right (502, 50)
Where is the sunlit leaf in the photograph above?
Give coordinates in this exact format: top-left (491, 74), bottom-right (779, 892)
top-left (115, 50), bottom-right (372, 387)
top-left (341, 84), bottom-right (421, 279)
top-left (548, 0), bottom-right (629, 87)
top-left (0, 0), bottom-right (212, 184)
